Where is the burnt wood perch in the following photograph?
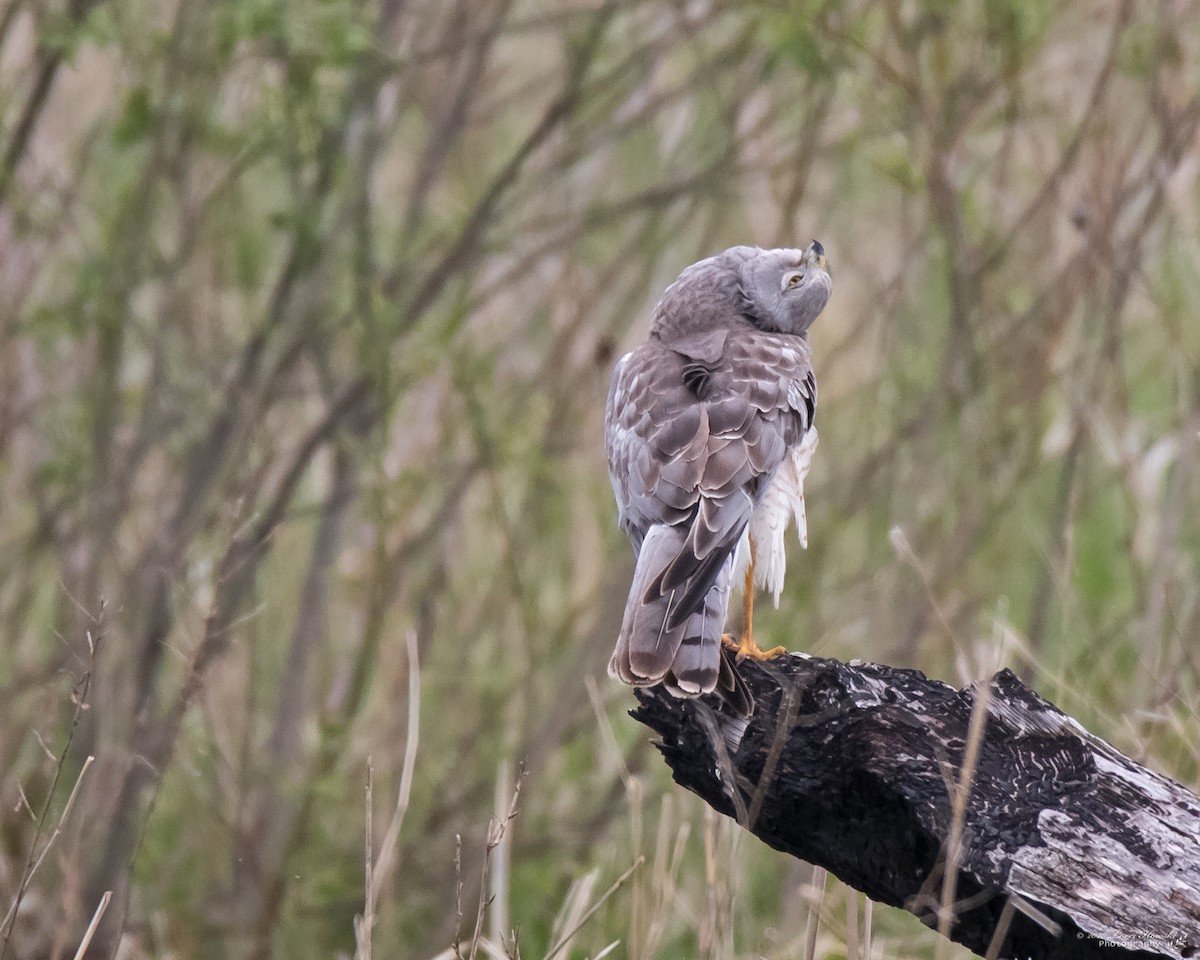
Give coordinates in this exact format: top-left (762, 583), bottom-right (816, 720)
top-left (632, 655), bottom-right (1200, 960)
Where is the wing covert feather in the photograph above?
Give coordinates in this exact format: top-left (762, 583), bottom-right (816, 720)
top-left (604, 329), bottom-right (816, 626)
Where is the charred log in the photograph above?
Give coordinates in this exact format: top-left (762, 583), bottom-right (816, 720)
top-left (632, 655), bottom-right (1200, 960)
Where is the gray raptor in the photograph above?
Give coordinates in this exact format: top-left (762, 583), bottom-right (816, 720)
top-left (605, 243), bottom-right (830, 710)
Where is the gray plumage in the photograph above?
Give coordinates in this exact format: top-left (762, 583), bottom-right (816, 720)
top-left (605, 244), bottom-right (831, 711)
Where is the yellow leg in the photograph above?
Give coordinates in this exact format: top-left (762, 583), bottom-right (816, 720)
top-left (721, 535), bottom-right (787, 662)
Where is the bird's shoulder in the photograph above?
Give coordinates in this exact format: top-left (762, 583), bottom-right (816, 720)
top-left (607, 326), bottom-right (815, 426)
top-left (719, 327), bottom-right (813, 377)
top-left (719, 328), bottom-right (815, 417)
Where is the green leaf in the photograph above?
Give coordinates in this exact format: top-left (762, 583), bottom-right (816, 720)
top-left (112, 86), bottom-right (154, 146)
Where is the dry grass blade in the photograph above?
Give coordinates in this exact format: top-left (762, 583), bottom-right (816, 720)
top-left (453, 835), bottom-right (465, 960)
top-left (584, 676), bottom-right (632, 788)
top-left (802, 867), bottom-right (827, 960)
top-left (489, 760), bottom-right (513, 948)
top-left (1, 627), bottom-right (99, 960)
top-left (7, 755), bottom-right (95, 912)
top-left (627, 793), bottom-right (689, 959)
top-left (746, 676), bottom-right (801, 830)
top-left (1007, 895), bottom-right (1060, 938)
top-left (937, 679), bottom-right (991, 951)
top-left (542, 857), bottom-right (644, 960)
top-left (983, 897), bottom-right (1017, 960)
top-left (862, 895), bottom-right (873, 960)
top-left (70, 892), bottom-right (112, 960)
top-left (544, 868), bottom-right (599, 960)
top-left (846, 887), bottom-right (860, 960)
top-left (370, 630), bottom-right (422, 894)
top-left (355, 629), bottom-right (421, 957)
top-left (354, 758), bottom-right (375, 960)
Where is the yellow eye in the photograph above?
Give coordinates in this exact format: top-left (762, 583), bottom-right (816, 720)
top-left (786, 273), bottom-right (803, 287)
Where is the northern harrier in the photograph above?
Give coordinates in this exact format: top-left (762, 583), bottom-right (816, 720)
top-left (605, 243), bottom-right (830, 711)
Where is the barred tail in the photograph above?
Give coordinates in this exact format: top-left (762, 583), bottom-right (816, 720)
top-left (610, 525), bottom-right (751, 714)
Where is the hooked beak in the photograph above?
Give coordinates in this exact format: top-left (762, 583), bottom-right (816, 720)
top-left (804, 239), bottom-right (827, 272)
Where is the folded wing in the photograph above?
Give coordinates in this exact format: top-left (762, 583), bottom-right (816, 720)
top-left (604, 330), bottom-right (815, 696)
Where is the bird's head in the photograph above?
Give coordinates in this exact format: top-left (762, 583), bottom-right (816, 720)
top-left (738, 241), bottom-right (831, 337)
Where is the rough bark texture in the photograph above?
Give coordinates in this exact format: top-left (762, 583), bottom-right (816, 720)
top-left (631, 654), bottom-right (1200, 960)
